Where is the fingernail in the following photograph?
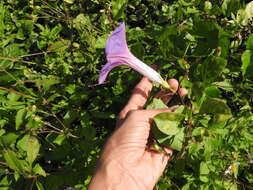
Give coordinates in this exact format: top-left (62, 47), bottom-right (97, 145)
top-left (167, 79), bottom-right (179, 93)
top-left (178, 88), bottom-right (188, 97)
top-left (170, 105), bottom-right (179, 111)
top-left (163, 147), bottom-right (173, 156)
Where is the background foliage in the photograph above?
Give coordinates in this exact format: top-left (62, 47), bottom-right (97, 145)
top-left (0, 0), bottom-right (253, 189)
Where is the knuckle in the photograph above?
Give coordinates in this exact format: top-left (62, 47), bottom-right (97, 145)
top-left (118, 110), bottom-right (125, 119)
top-left (127, 110), bottom-right (139, 118)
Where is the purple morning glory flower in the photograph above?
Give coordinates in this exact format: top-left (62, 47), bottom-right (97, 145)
top-left (98, 22), bottom-right (170, 89)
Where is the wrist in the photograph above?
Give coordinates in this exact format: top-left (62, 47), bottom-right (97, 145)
top-left (88, 159), bottom-right (147, 190)
top-left (88, 165), bottom-right (111, 189)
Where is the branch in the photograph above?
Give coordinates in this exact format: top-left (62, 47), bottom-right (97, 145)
top-left (37, 129), bottom-right (79, 139)
top-left (0, 86), bottom-right (36, 99)
top-left (0, 161), bottom-right (8, 166)
top-left (0, 56), bottom-right (34, 64)
top-left (17, 50), bottom-right (53, 58)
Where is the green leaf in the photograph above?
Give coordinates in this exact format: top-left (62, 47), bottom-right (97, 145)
top-left (50, 24), bottom-right (63, 39)
top-left (16, 135), bottom-right (40, 165)
top-left (230, 183), bottom-right (238, 190)
top-left (156, 25), bottom-right (187, 57)
top-left (112, 78), bottom-right (124, 95)
top-left (15, 108), bottom-right (27, 130)
top-left (212, 81), bottom-right (233, 91)
top-left (36, 180), bottom-right (45, 190)
top-left (0, 176), bottom-right (11, 189)
top-left (200, 162), bottom-right (210, 182)
top-left (25, 118), bottom-right (42, 130)
top-left (48, 39), bottom-right (70, 52)
top-left (0, 133), bottom-right (18, 147)
top-left (241, 50), bottom-right (252, 77)
top-left (179, 0), bottom-right (195, 6)
top-left (112, 0), bottom-right (128, 20)
top-left (53, 135), bottom-right (66, 145)
top-left (0, 2), bottom-right (5, 37)
top-left (181, 183), bottom-right (191, 190)
top-left (191, 19), bottom-right (220, 56)
top-left (3, 149), bottom-right (29, 174)
top-left (244, 1), bottom-right (253, 24)
top-left (221, 0), bottom-right (241, 16)
top-left (237, 1), bottom-right (253, 26)
top-left (16, 20), bottom-right (34, 40)
top-left (94, 34), bottom-right (109, 49)
top-left (152, 109), bottom-right (185, 151)
top-left (200, 98), bottom-right (231, 115)
top-left (130, 42), bottom-right (145, 59)
top-left (153, 112), bottom-right (184, 135)
top-left (63, 0), bottom-right (74, 4)
top-left (150, 103), bottom-right (186, 151)
top-left (200, 56), bottom-right (227, 83)
top-left (40, 77), bottom-right (60, 91)
top-left (218, 31), bottom-right (230, 58)
top-left (72, 14), bottom-right (91, 31)
top-left (192, 127), bottom-right (203, 136)
top-left (204, 86), bottom-right (220, 98)
top-left (169, 128), bottom-right (184, 151)
top-left (246, 34), bottom-right (253, 50)
top-left (146, 98), bottom-right (168, 110)
top-left (65, 84), bottom-right (76, 94)
top-left (16, 134), bottom-right (29, 151)
top-left (25, 117), bottom-right (42, 130)
top-left (27, 136), bottom-right (40, 164)
top-left (33, 164), bottom-right (46, 177)
top-left (2, 100), bottom-right (26, 110)
top-left (0, 44), bottom-right (25, 69)
top-left (64, 110), bottom-right (79, 126)
top-left (200, 98), bottom-right (231, 121)
top-left (7, 93), bottom-right (21, 101)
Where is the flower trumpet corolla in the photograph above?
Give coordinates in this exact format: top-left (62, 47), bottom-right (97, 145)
top-left (98, 22), bottom-right (171, 90)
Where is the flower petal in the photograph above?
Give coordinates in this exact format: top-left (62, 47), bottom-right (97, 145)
top-left (100, 22), bottom-right (170, 90)
top-left (117, 55), bottom-right (164, 84)
top-left (98, 61), bottom-right (127, 84)
top-left (105, 22), bottom-right (130, 56)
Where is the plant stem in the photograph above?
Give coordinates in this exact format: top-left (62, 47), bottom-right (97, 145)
top-left (29, 177), bottom-right (36, 190)
top-left (0, 86), bottom-right (35, 99)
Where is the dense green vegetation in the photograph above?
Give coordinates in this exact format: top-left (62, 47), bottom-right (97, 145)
top-left (0, 0), bottom-right (253, 189)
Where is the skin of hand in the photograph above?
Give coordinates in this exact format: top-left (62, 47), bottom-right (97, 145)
top-left (88, 77), bottom-right (187, 190)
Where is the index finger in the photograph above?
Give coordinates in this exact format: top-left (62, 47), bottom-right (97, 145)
top-left (118, 77), bottom-right (153, 120)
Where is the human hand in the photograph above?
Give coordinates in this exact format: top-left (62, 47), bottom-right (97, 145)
top-left (88, 77), bottom-right (187, 190)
